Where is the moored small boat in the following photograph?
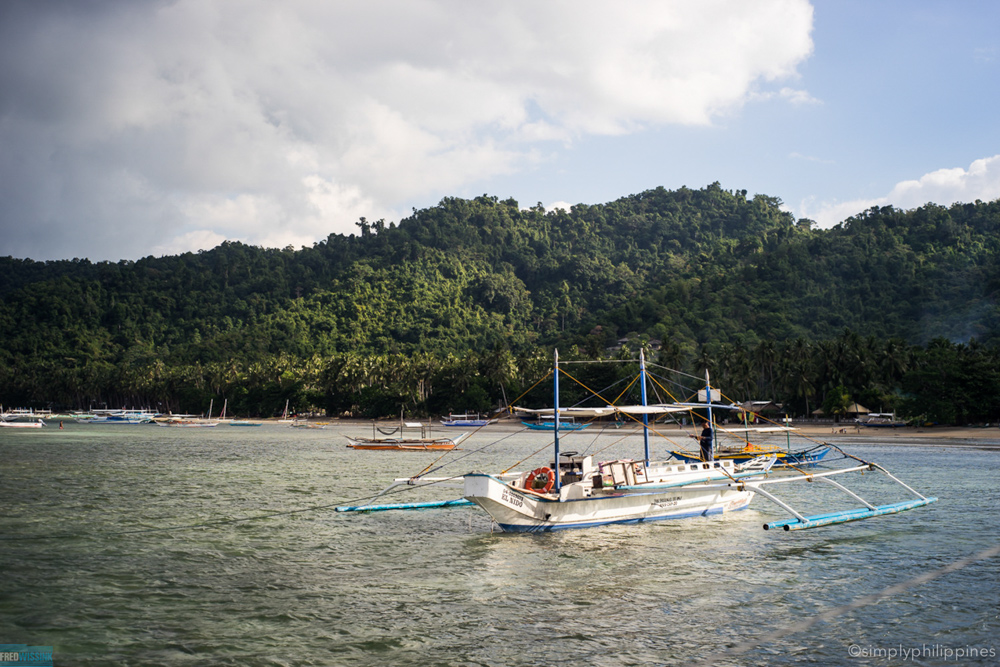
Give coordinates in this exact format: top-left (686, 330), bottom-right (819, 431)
top-left (521, 419), bottom-right (590, 431)
top-left (291, 421), bottom-right (328, 429)
top-left (346, 431), bottom-right (469, 451)
top-left (153, 418), bottom-right (219, 427)
top-left (670, 444), bottom-right (830, 468)
top-left (440, 413), bottom-right (496, 427)
top-left (0, 419), bottom-right (45, 428)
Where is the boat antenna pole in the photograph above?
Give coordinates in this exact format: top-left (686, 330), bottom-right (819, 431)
top-left (553, 348), bottom-right (561, 492)
top-left (705, 370), bottom-right (714, 459)
top-left (640, 350), bottom-right (651, 464)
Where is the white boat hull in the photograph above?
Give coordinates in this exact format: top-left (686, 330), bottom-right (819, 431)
top-left (0, 420), bottom-right (44, 428)
top-left (464, 473), bottom-right (754, 532)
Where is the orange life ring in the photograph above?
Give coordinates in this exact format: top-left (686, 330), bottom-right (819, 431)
top-left (525, 466), bottom-right (555, 493)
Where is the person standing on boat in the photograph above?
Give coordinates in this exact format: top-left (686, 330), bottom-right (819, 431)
top-left (699, 421), bottom-right (714, 461)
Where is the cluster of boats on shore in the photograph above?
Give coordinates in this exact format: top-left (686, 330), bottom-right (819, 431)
top-left (0, 406), bottom-right (265, 428)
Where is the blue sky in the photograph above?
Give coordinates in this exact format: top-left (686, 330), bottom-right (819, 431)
top-left (1, 0), bottom-right (998, 261)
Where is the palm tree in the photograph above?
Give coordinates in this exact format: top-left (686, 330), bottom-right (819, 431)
top-left (754, 339), bottom-right (777, 397)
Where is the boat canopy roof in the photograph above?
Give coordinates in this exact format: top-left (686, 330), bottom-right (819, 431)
top-left (715, 425), bottom-right (798, 434)
top-left (514, 404), bottom-right (704, 418)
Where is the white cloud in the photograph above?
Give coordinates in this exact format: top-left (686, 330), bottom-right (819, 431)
top-left (545, 201), bottom-right (574, 213)
top-left (0, 0), bottom-right (815, 260)
top-left (789, 152), bottom-right (834, 164)
top-left (778, 87), bottom-right (822, 105)
top-left (800, 155), bottom-right (1000, 227)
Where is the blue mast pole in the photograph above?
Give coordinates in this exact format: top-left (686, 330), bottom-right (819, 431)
top-left (553, 348), bottom-right (561, 491)
top-left (705, 370), bottom-right (714, 460)
top-left (640, 350), bottom-right (650, 464)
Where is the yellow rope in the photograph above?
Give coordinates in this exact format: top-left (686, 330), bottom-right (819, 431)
top-left (503, 369), bottom-right (554, 418)
top-left (413, 369), bottom-right (554, 479)
top-left (559, 368), bottom-right (699, 456)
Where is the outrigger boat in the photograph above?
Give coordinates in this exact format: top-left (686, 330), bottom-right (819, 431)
top-left (75, 409), bottom-right (156, 424)
top-left (291, 421), bottom-right (328, 429)
top-left (0, 419), bottom-right (45, 428)
top-left (345, 433), bottom-right (469, 451)
top-left (670, 424), bottom-right (830, 468)
top-left (339, 351), bottom-right (936, 533)
top-left (520, 418), bottom-right (590, 431)
top-left (440, 412), bottom-right (497, 427)
top-left (154, 417), bottom-right (219, 428)
top-left (346, 419), bottom-right (470, 451)
top-left (858, 412), bottom-right (907, 428)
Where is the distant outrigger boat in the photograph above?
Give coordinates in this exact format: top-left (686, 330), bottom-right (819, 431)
top-left (74, 409), bottom-right (155, 424)
top-left (440, 413), bottom-right (496, 427)
top-left (346, 432), bottom-right (470, 451)
top-left (520, 417), bottom-right (590, 431)
top-left (0, 406), bottom-right (46, 428)
top-left (346, 418), bottom-right (469, 451)
top-left (0, 419), bottom-right (44, 428)
top-left (345, 434), bottom-right (469, 451)
top-left (670, 445), bottom-right (830, 467)
top-left (291, 421), bottom-right (328, 429)
top-left (858, 412), bottom-right (907, 428)
top-left (153, 399), bottom-right (219, 427)
top-left (670, 424), bottom-right (830, 468)
top-left (154, 418), bottom-right (219, 428)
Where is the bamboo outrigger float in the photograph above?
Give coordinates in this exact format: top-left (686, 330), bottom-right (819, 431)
top-left (749, 462), bottom-right (937, 531)
top-left (339, 351), bottom-right (937, 533)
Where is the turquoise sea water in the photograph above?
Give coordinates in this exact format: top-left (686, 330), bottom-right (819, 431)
top-left (1, 423), bottom-right (998, 666)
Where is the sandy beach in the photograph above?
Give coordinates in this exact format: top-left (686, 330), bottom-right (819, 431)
top-left (788, 423), bottom-right (1000, 449)
top-left (291, 416), bottom-right (1000, 450)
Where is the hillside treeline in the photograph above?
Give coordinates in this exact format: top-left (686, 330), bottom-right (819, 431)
top-left (1, 183), bottom-right (998, 423)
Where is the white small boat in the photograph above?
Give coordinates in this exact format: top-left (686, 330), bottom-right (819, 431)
top-left (153, 418), bottom-right (218, 428)
top-left (858, 412), bottom-right (907, 428)
top-left (440, 413), bottom-right (496, 427)
top-left (291, 421), bottom-right (328, 429)
top-left (0, 419), bottom-right (44, 428)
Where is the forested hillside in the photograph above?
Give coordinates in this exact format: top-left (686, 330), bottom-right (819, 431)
top-left (2, 183), bottom-right (999, 423)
